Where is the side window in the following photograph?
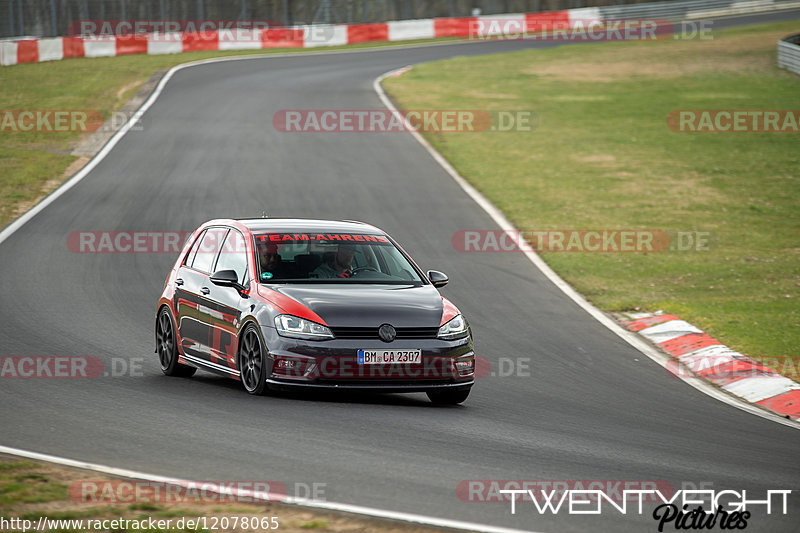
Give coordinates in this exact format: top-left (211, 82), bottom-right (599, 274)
top-left (214, 230), bottom-right (248, 284)
top-left (184, 230), bottom-right (206, 267)
top-left (192, 228), bottom-right (228, 274)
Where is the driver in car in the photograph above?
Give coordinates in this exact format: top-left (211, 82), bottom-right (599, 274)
top-left (311, 244), bottom-right (356, 278)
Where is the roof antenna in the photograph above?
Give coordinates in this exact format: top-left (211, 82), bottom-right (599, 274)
top-left (261, 210), bottom-right (269, 218)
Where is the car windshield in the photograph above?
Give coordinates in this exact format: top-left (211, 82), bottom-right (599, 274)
top-left (253, 232), bottom-right (424, 284)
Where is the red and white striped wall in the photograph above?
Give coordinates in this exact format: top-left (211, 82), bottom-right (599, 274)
top-left (620, 312), bottom-right (800, 421)
top-left (1, 8), bottom-right (599, 66)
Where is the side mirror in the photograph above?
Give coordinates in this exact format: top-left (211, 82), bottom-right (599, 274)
top-left (210, 269), bottom-right (241, 288)
top-left (427, 270), bottom-right (449, 288)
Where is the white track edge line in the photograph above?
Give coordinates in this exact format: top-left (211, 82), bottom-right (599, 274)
top-left (0, 445), bottom-right (540, 533)
top-left (0, 25), bottom-right (794, 533)
top-left (0, 40), bottom-right (547, 533)
top-left (0, 38), bottom-right (507, 248)
top-left (372, 68), bottom-right (799, 431)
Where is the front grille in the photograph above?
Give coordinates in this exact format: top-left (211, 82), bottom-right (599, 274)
top-left (330, 326), bottom-right (439, 340)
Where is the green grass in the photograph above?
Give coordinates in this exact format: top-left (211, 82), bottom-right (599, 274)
top-left (383, 21), bottom-right (800, 377)
top-left (0, 36), bottom-right (457, 228)
top-left (0, 461), bottom-right (40, 471)
top-left (0, 459), bottom-right (437, 533)
top-left (0, 462), bottom-right (68, 506)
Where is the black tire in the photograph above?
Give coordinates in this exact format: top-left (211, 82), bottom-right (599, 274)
top-left (238, 325), bottom-right (268, 395)
top-left (427, 388), bottom-right (470, 405)
top-left (156, 307), bottom-right (196, 377)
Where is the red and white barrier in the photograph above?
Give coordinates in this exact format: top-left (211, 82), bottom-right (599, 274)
top-left (1, 9), bottom-right (587, 66)
top-left (1, 1), bottom-right (795, 66)
top-left (621, 312), bottom-right (800, 421)
top-left (388, 19), bottom-right (436, 41)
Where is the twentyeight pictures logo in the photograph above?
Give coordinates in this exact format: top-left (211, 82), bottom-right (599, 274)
top-left (457, 480), bottom-right (675, 503)
top-left (488, 485), bottom-right (791, 531)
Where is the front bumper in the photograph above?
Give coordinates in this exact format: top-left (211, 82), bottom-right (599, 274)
top-left (261, 326), bottom-right (475, 391)
top-left (265, 379), bottom-right (474, 393)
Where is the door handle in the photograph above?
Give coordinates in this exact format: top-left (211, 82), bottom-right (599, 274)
top-left (175, 278), bottom-right (184, 286)
top-left (200, 287), bottom-right (210, 295)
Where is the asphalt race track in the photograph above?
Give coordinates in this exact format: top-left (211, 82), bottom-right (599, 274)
top-left (1, 10), bottom-right (798, 533)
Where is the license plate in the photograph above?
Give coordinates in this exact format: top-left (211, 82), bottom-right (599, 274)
top-left (357, 349), bottom-right (421, 364)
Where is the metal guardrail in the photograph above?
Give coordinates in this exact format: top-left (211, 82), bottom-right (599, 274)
top-left (7, 0), bottom-right (800, 39)
top-left (778, 33), bottom-right (800, 74)
top-left (0, 0), bottom-right (726, 39)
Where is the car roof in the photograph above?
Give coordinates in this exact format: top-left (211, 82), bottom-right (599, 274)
top-left (231, 218), bottom-right (385, 235)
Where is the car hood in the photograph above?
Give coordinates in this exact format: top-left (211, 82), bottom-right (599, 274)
top-left (270, 284), bottom-right (444, 328)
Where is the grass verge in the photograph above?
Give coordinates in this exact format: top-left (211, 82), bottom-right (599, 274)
top-left (0, 36), bottom-right (457, 229)
top-left (0, 457), bottom-right (440, 532)
top-left (383, 21), bottom-right (800, 378)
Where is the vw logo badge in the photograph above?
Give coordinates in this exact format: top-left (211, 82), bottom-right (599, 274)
top-left (378, 324), bottom-right (396, 343)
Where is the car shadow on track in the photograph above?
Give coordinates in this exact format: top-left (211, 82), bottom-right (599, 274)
top-left (154, 372), bottom-right (463, 407)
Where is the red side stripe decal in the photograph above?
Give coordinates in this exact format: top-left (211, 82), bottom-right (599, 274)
top-left (255, 286), bottom-right (328, 325)
top-left (440, 297), bottom-right (459, 326)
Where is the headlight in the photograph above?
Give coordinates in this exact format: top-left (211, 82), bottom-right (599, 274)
top-left (438, 314), bottom-right (469, 340)
top-left (274, 315), bottom-right (333, 340)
